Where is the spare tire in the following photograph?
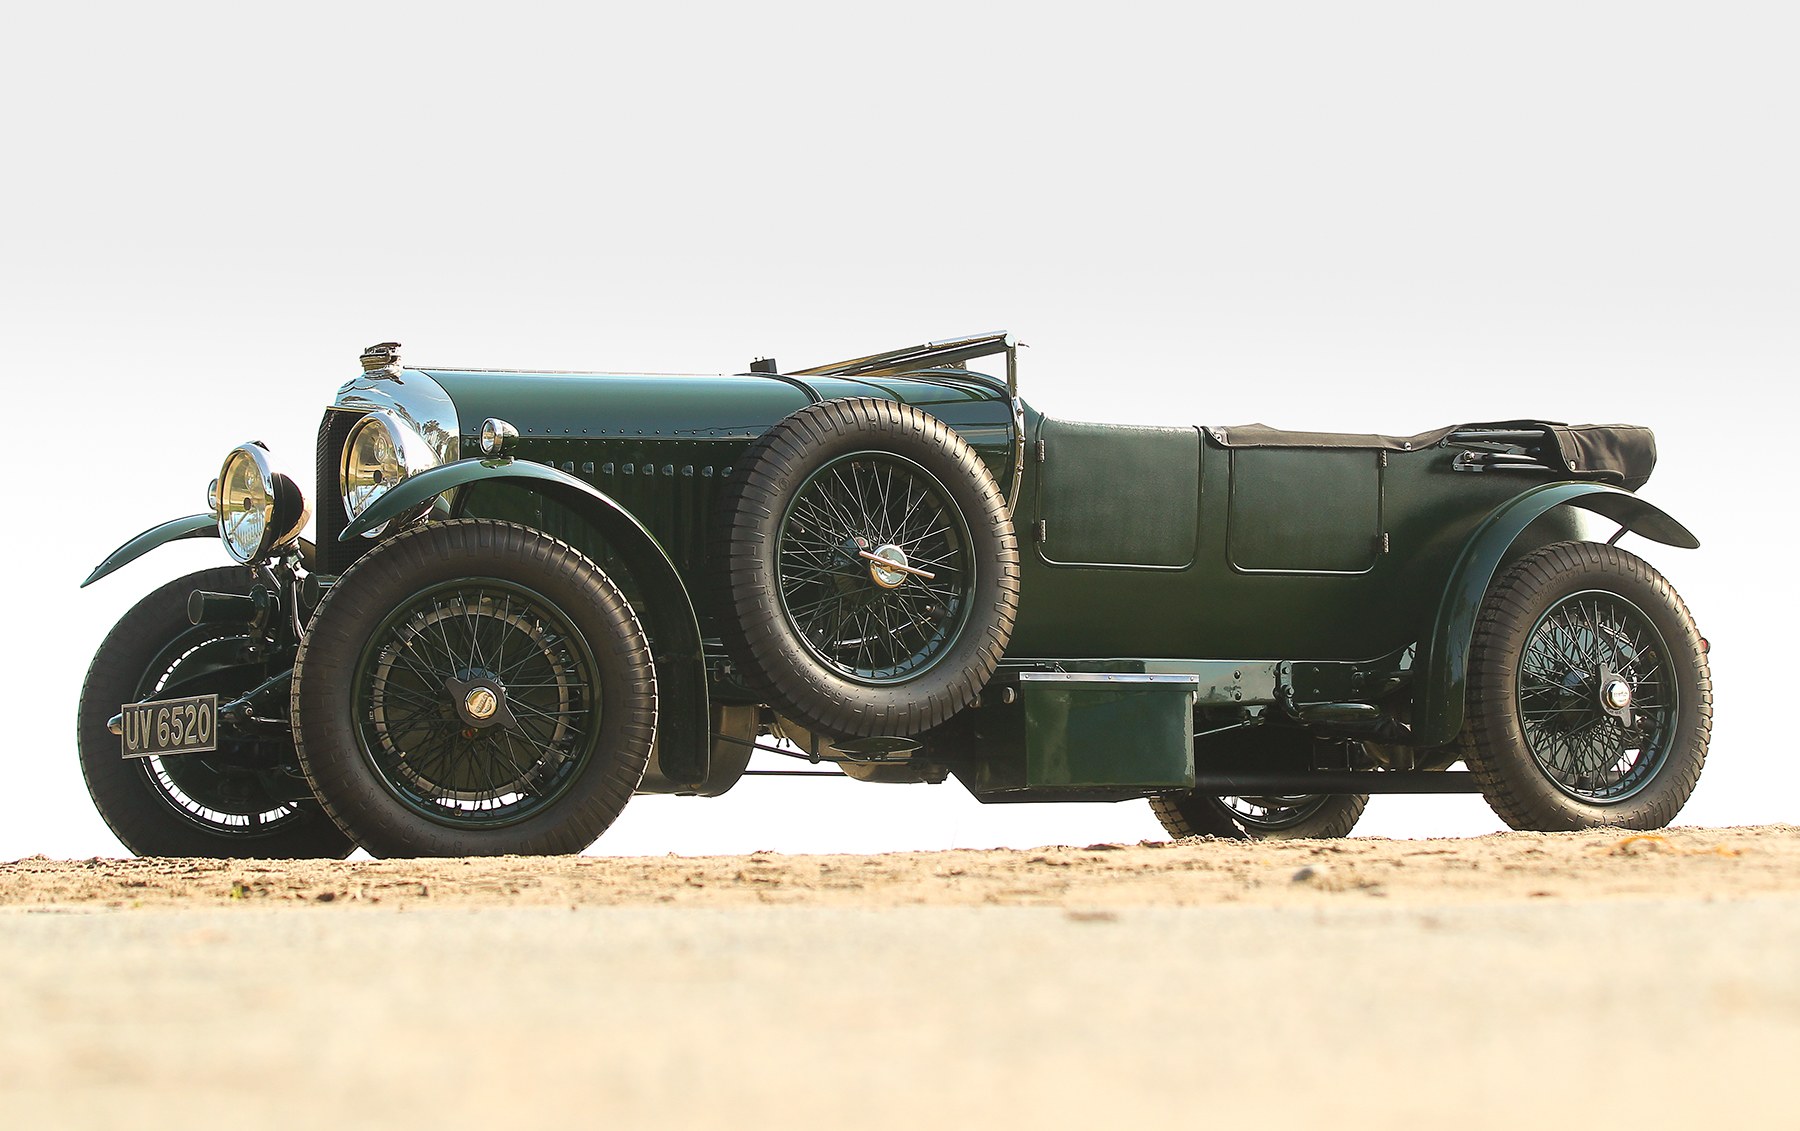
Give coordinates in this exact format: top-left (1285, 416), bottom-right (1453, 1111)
top-left (713, 398), bottom-right (1019, 738)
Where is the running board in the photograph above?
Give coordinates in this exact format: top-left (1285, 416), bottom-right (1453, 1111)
top-left (1189, 771), bottom-right (1483, 795)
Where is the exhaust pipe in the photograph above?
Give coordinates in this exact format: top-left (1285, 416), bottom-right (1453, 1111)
top-left (188, 590), bottom-right (257, 625)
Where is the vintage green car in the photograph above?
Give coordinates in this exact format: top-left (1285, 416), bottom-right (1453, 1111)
top-left (79, 334), bottom-right (1711, 858)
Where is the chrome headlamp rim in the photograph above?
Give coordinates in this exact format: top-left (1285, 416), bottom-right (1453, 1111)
top-left (479, 417), bottom-right (520, 456)
top-left (218, 442), bottom-right (310, 564)
top-left (341, 410), bottom-right (442, 536)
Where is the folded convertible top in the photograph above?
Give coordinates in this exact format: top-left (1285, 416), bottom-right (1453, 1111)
top-left (1209, 420), bottom-right (1657, 491)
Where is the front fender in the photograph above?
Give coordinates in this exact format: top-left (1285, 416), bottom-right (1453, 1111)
top-left (342, 457), bottom-right (544, 541)
top-left (342, 457), bottom-right (717, 790)
top-left (1411, 482), bottom-right (1699, 747)
top-left (82, 514), bottom-right (217, 588)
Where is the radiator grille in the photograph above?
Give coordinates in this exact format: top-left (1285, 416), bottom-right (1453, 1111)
top-left (314, 410), bottom-right (360, 575)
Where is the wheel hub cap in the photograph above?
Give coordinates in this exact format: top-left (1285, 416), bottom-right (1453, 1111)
top-left (444, 672), bottom-right (516, 731)
top-left (465, 686), bottom-right (499, 721)
top-left (1596, 664), bottom-right (1636, 730)
top-left (867, 543), bottom-right (911, 589)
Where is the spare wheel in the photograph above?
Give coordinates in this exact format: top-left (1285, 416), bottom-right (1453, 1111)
top-left (712, 397), bottom-right (1019, 738)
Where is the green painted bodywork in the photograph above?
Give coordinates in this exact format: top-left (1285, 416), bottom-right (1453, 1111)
top-left (341, 453), bottom-right (716, 792)
top-left (316, 366), bottom-right (1017, 793)
top-left (324, 365), bottom-right (1697, 795)
top-left (1409, 481), bottom-right (1699, 746)
top-left (340, 457), bottom-right (575, 541)
top-left (1021, 674), bottom-right (1199, 787)
top-left (1006, 414), bottom-right (1694, 666)
top-left (423, 367), bottom-right (1017, 488)
top-left (90, 349), bottom-right (1701, 801)
top-left (82, 513), bottom-right (216, 588)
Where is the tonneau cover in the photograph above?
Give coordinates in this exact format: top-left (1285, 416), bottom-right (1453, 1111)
top-left (1545, 424), bottom-right (1658, 491)
top-left (1209, 420), bottom-right (1657, 491)
top-left (1206, 423), bottom-right (1460, 452)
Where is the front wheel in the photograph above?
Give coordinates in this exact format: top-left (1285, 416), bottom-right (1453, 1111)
top-left (1457, 541), bottom-right (1711, 831)
top-left (1150, 792), bottom-right (1369, 840)
top-left (78, 567), bottom-right (353, 858)
top-left (292, 521), bottom-right (658, 857)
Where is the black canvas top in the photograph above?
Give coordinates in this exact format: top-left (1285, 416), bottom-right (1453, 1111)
top-left (1544, 424), bottom-right (1657, 491)
top-left (1209, 420), bottom-right (1657, 491)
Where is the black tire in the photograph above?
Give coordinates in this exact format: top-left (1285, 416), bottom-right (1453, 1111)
top-left (78, 567), bottom-right (354, 858)
top-left (1150, 792), bottom-right (1369, 840)
top-left (713, 398), bottom-right (1020, 738)
top-left (1457, 541), bottom-right (1710, 831)
top-left (292, 520), bottom-right (657, 857)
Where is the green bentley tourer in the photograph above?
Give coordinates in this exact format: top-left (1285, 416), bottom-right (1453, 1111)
top-left (80, 334), bottom-right (1710, 857)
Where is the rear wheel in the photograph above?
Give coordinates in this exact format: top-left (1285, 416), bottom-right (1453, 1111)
top-left (292, 521), bottom-right (657, 857)
top-left (78, 567), bottom-right (353, 858)
top-left (1151, 792), bottom-right (1368, 840)
top-left (1458, 541), bottom-right (1710, 831)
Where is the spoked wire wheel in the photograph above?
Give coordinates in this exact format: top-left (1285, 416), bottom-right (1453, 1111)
top-left (1149, 729), bottom-right (1370, 840)
top-left (78, 566), bottom-right (352, 858)
top-left (1152, 790), bottom-right (1368, 840)
top-left (1459, 541), bottom-right (1710, 831)
top-left (1222, 794), bottom-right (1335, 832)
top-left (353, 579), bottom-right (602, 828)
top-left (136, 629), bottom-right (313, 838)
top-left (1517, 590), bottom-right (1675, 803)
top-left (294, 520), bottom-right (656, 857)
top-left (778, 451), bottom-right (972, 685)
top-left (713, 397), bottom-right (1019, 739)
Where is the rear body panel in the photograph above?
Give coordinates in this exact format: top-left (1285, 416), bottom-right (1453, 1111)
top-left (1005, 409), bottom-right (1590, 663)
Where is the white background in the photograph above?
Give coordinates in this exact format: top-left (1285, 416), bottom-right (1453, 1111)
top-left (2, 1), bottom-right (1792, 859)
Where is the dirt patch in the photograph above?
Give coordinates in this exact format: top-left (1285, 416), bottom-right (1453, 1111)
top-left (4, 823), bottom-right (1792, 910)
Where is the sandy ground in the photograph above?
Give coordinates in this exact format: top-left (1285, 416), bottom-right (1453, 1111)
top-left (4, 824), bottom-right (1797, 1129)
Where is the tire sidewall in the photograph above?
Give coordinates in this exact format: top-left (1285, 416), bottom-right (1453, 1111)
top-left (293, 520), bottom-right (656, 857)
top-left (78, 566), bottom-right (352, 858)
top-left (1466, 542), bottom-right (1710, 830)
top-left (718, 399), bottom-right (1019, 738)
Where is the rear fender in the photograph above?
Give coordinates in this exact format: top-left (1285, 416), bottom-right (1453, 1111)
top-left (1412, 482), bottom-right (1699, 746)
top-left (82, 514), bottom-right (217, 588)
top-left (343, 458), bottom-right (717, 790)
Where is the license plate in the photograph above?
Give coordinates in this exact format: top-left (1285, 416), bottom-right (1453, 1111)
top-left (119, 694), bottom-right (219, 759)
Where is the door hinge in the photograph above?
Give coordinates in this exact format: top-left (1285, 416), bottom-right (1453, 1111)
top-left (1377, 532), bottom-right (1390, 554)
top-left (1034, 519), bottom-right (1048, 543)
top-left (1035, 439), bottom-right (1046, 463)
top-left (1378, 450), bottom-right (1388, 469)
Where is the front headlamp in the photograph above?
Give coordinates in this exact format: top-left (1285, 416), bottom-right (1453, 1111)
top-left (341, 410), bottom-right (441, 535)
top-left (218, 443), bottom-right (310, 564)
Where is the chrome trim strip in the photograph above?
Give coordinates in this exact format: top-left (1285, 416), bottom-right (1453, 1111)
top-left (1017, 673), bottom-right (1203, 685)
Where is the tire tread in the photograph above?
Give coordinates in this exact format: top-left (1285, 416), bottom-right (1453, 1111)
top-left (1457, 541), bottom-right (1711, 831)
top-left (710, 398), bottom-right (1020, 738)
top-left (291, 520), bottom-right (656, 857)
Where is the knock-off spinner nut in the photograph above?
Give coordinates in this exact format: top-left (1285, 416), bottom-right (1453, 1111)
top-left (465, 687), bottom-right (499, 721)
